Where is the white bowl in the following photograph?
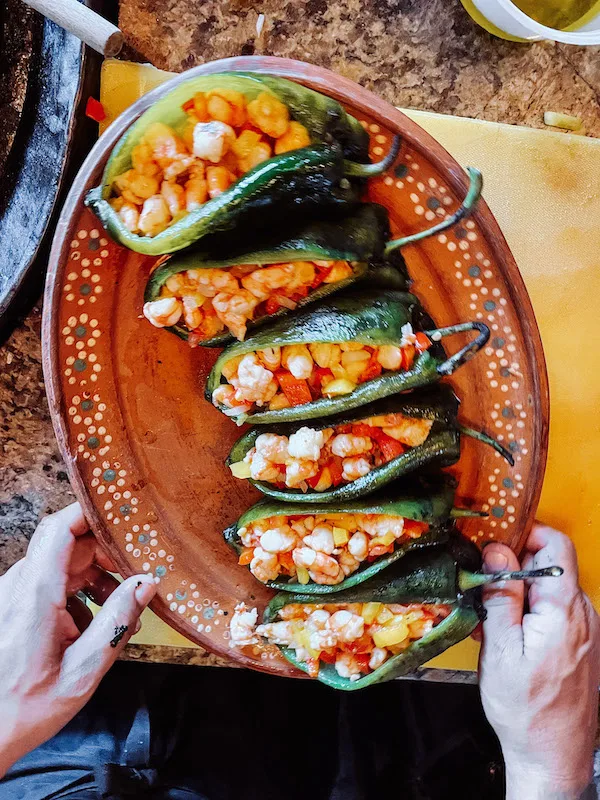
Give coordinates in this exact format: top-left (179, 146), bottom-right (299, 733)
top-left (464, 0), bottom-right (600, 44)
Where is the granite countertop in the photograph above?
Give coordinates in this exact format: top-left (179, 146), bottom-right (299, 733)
top-left (1, 0), bottom-right (600, 666)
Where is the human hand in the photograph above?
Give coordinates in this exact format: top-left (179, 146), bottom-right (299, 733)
top-left (478, 523), bottom-right (600, 800)
top-left (0, 503), bottom-right (157, 777)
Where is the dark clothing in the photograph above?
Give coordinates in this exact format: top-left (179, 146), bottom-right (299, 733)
top-left (1, 662), bottom-right (504, 800)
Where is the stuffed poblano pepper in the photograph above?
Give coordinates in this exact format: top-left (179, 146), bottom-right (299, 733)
top-left (142, 204), bottom-right (409, 346)
top-left (226, 386), bottom-right (513, 502)
top-left (85, 72), bottom-right (405, 255)
top-left (141, 166), bottom-right (483, 347)
top-left (223, 477), bottom-right (489, 592)
top-left (206, 290), bottom-right (490, 425)
top-left (229, 542), bottom-right (562, 690)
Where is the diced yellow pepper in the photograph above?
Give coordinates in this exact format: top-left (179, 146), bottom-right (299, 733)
top-left (373, 620), bottom-right (409, 648)
top-left (229, 461), bottom-right (252, 479)
top-left (344, 361), bottom-right (368, 383)
top-left (331, 363), bottom-right (349, 380)
top-left (327, 514), bottom-right (357, 531)
top-left (376, 607), bottom-right (395, 624)
top-left (297, 627), bottom-right (319, 658)
top-left (404, 610), bottom-right (425, 624)
top-left (297, 566), bottom-right (310, 585)
top-left (371, 531), bottom-right (397, 548)
top-left (362, 602), bottom-right (383, 624)
top-left (323, 378), bottom-right (356, 397)
top-left (333, 526), bottom-right (349, 546)
top-left (313, 466), bottom-right (333, 492)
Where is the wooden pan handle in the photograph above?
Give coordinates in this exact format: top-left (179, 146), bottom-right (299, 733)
top-left (22, 0), bottom-right (124, 56)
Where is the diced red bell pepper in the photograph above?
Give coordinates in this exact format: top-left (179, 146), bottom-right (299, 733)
top-left (292, 285), bottom-right (310, 300)
top-left (354, 653), bottom-right (372, 672)
top-left (182, 98), bottom-right (196, 113)
top-left (401, 345), bottom-right (416, 371)
top-left (403, 519), bottom-right (430, 537)
top-left (319, 650), bottom-right (336, 664)
top-left (307, 367), bottom-right (333, 399)
top-left (279, 552), bottom-right (295, 573)
top-left (265, 297), bottom-right (281, 315)
top-left (351, 423), bottom-right (376, 437)
top-left (274, 370), bottom-right (313, 406)
top-left (376, 432), bottom-right (406, 462)
top-left (415, 331), bottom-right (432, 353)
top-left (346, 634), bottom-right (373, 655)
top-left (85, 97), bottom-right (106, 122)
top-left (369, 543), bottom-right (395, 558)
top-left (328, 457), bottom-right (345, 486)
top-left (311, 265), bottom-right (332, 289)
top-left (359, 354), bottom-right (383, 383)
top-left (238, 548), bottom-right (254, 566)
top-left (306, 470), bottom-right (323, 489)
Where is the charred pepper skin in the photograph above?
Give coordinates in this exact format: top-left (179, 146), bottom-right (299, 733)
top-left (207, 290), bottom-right (490, 425)
top-left (262, 537), bottom-right (483, 690)
top-left (143, 204), bottom-right (407, 347)
top-left (223, 478), bottom-right (457, 593)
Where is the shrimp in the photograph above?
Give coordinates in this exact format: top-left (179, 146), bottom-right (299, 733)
top-left (192, 121), bottom-right (235, 163)
top-left (362, 515), bottom-right (405, 539)
top-left (233, 353), bottom-right (278, 406)
top-left (211, 385), bottom-right (252, 415)
top-left (161, 181), bottom-right (185, 216)
top-left (329, 610), bottom-right (364, 642)
top-left (381, 418), bottom-right (433, 447)
top-left (257, 347), bottom-right (281, 371)
top-left (187, 269), bottom-right (239, 298)
top-left (131, 142), bottom-right (161, 177)
top-left (255, 620), bottom-right (295, 646)
top-left (347, 531), bottom-right (369, 561)
top-left (377, 345), bottom-right (403, 371)
top-left (138, 195), bottom-right (171, 237)
top-left (334, 652), bottom-right (363, 681)
top-left (331, 434), bottom-right (373, 458)
top-left (179, 296), bottom-right (202, 329)
top-left (322, 261), bottom-right (353, 283)
top-left (308, 343), bottom-right (342, 369)
top-left (229, 603), bottom-right (258, 648)
top-left (293, 547), bottom-right (341, 580)
top-left (238, 526), bottom-right (261, 548)
top-left (212, 290), bottom-right (259, 341)
top-left (338, 549), bottom-right (360, 577)
top-left (282, 345), bottom-right (314, 380)
top-left (241, 263), bottom-right (296, 300)
top-left (247, 92), bottom-right (290, 138)
top-left (259, 526), bottom-right (297, 554)
top-left (143, 297), bottom-right (183, 327)
top-left (163, 155), bottom-right (197, 181)
top-left (342, 457), bottom-right (371, 482)
top-left (143, 123), bottom-right (188, 171)
top-left (287, 427), bottom-right (326, 461)
top-left (249, 547), bottom-right (280, 583)
top-left (184, 177), bottom-right (209, 211)
top-left (254, 433), bottom-right (289, 464)
top-left (303, 525), bottom-right (335, 555)
top-left (369, 647), bottom-right (389, 670)
top-left (285, 459), bottom-right (318, 488)
top-left (400, 323), bottom-right (417, 347)
top-left (118, 202), bottom-right (140, 233)
top-left (274, 121), bottom-right (311, 154)
top-left (249, 451), bottom-right (283, 482)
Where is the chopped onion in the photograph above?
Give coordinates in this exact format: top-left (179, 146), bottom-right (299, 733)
top-left (274, 294), bottom-right (298, 310)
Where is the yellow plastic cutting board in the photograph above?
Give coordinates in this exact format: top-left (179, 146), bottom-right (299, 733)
top-left (99, 61), bottom-right (600, 672)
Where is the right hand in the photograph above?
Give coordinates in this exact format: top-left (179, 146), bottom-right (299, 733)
top-left (478, 523), bottom-right (600, 800)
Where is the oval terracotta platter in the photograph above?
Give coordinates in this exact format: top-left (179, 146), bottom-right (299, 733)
top-left (43, 57), bottom-right (548, 677)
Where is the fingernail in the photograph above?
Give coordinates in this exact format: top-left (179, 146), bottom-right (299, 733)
top-left (483, 547), bottom-right (508, 573)
top-left (134, 576), bottom-right (157, 606)
top-left (134, 618), bottom-right (142, 634)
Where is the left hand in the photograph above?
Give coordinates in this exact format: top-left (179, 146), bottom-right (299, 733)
top-left (0, 503), bottom-right (157, 777)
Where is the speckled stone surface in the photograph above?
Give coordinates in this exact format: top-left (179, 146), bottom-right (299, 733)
top-left (2, 0), bottom-right (600, 668)
top-left (119, 0), bottom-right (600, 135)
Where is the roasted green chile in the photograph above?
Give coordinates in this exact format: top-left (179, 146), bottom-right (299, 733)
top-left (224, 479), bottom-right (460, 593)
top-left (262, 540), bottom-right (563, 689)
top-left (226, 386), bottom-right (512, 502)
top-left (144, 204), bottom-right (408, 347)
top-left (85, 72), bottom-right (398, 255)
top-left (263, 539), bottom-right (482, 690)
top-left (207, 290), bottom-right (490, 425)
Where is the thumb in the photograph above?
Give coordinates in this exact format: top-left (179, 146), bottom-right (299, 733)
top-left (481, 543), bottom-right (524, 658)
top-left (58, 574), bottom-right (156, 703)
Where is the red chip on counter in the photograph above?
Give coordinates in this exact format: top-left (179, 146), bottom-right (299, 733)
top-left (85, 97), bottom-right (106, 123)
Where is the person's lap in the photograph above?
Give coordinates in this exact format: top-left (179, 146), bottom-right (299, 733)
top-left (1, 662), bottom-right (504, 800)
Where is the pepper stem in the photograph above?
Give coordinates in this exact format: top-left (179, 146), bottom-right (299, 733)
top-left (450, 508), bottom-right (488, 519)
top-left (426, 321), bottom-right (490, 376)
top-left (458, 566), bottom-right (564, 592)
top-left (458, 425), bottom-right (515, 467)
top-left (343, 135), bottom-right (402, 177)
top-left (384, 167), bottom-right (483, 254)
